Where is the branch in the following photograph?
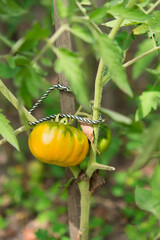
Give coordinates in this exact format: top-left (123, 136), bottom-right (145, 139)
top-left (146, 0), bottom-right (160, 14)
top-left (102, 46), bottom-right (160, 85)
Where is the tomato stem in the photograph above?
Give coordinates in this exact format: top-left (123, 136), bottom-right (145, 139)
top-left (78, 180), bottom-right (90, 240)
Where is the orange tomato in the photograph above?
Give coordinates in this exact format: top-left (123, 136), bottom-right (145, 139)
top-left (28, 121), bottom-right (89, 167)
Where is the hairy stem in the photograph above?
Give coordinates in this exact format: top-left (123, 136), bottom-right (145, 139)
top-left (78, 180), bottom-right (90, 240)
top-left (146, 0), bottom-right (160, 14)
top-left (102, 46), bottom-right (160, 85)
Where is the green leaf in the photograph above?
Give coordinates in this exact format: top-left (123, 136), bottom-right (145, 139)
top-left (133, 24), bottom-right (149, 35)
top-left (55, 0), bottom-right (68, 18)
top-left (41, 57), bottom-right (53, 67)
top-left (54, 48), bottom-right (89, 106)
top-left (0, 0), bottom-right (26, 17)
top-left (96, 33), bottom-right (133, 97)
top-left (100, 107), bottom-right (132, 125)
top-left (71, 24), bottom-right (93, 43)
top-left (132, 39), bottom-right (156, 79)
top-left (0, 62), bottom-right (16, 79)
top-left (89, 7), bottom-right (107, 24)
top-left (129, 120), bottom-right (160, 172)
top-left (14, 66), bottom-right (44, 107)
top-left (26, 22), bottom-right (50, 40)
top-left (148, 11), bottom-right (160, 32)
top-left (125, 225), bottom-right (146, 240)
top-left (14, 55), bottom-right (30, 66)
top-left (107, 4), bottom-right (151, 22)
top-left (0, 111), bottom-right (19, 150)
top-left (35, 229), bottom-right (54, 240)
top-left (0, 34), bottom-right (14, 48)
top-left (135, 91), bottom-right (160, 121)
top-left (151, 164), bottom-right (160, 200)
top-left (103, 19), bottom-right (138, 28)
top-left (135, 186), bottom-right (156, 215)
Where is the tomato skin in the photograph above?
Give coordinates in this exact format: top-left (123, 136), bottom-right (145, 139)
top-left (97, 123), bottom-right (111, 154)
top-left (28, 121), bottom-right (89, 167)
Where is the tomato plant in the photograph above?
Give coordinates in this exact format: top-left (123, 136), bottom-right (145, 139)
top-left (28, 121), bottom-right (89, 167)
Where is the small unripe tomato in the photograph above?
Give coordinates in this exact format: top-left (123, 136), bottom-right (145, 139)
top-left (28, 121), bottom-right (89, 167)
top-left (97, 123), bottom-right (111, 154)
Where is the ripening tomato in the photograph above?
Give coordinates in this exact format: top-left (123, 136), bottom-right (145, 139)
top-left (28, 121), bottom-right (89, 167)
top-left (97, 123), bottom-right (111, 154)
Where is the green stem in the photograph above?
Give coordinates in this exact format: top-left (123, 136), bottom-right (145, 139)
top-left (80, 1), bottom-right (137, 239)
top-left (102, 46), bottom-right (160, 85)
top-left (78, 180), bottom-right (90, 240)
top-left (146, 0), bottom-right (160, 14)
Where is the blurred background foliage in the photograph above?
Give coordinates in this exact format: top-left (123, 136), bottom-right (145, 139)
top-left (0, 0), bottom-right (160, 239)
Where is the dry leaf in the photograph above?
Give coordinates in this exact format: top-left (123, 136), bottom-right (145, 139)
top-left (79, 120), bottom-right (100, 154)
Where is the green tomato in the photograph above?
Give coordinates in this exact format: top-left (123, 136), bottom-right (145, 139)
top-left (97, 123), bottom-right (111, 154)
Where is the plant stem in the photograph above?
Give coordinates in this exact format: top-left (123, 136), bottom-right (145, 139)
top-left (146, 0), bottom-right (160, 14)
top-left (123, 46), bottom-right (160, 68)
top-left (78, 180), bottom-right (90, 240)
top-left (102, 46), bottom-right (160, 85)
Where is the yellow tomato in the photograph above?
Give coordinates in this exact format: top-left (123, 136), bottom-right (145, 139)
top-left (28, 121), bottom-right (89, 167)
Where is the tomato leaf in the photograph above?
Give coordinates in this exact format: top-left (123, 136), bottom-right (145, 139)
top-left (54, 48), bottom-right (89, 106)
top-left (89, 7), bottom-right (107, 24)
top-left (96, 33), bottom-right (133, 97)
top-left (55, 0), bottom-right (68, 18)
top-left (126, 225), bottom-right (146, 240)
top-left (129, 120), bottom-right (160, 172)
top-left (107, 4), bottom-right (151, 22)
top-left (148, 11), bottom-right (160, 32)
top-left (133, 24), bottom-right (149, 35)
top-left (0, 62), bottom-right (16, 79)
top-left (135, 186), bottom-right (155, 214)
top-left (0, 0), bottom-right (26, 17)
top-left (100, 107), bottom-right (132, 125)
top-left (0, 111), bottom-right (19, 150)
top-left (151, 164), bottom-right (160, 200)
top-left (135, 91), bottom-right (160, 121)
top-left (71, 24), bottom-right (93, 43)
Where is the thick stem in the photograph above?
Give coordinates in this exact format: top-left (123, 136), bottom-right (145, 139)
top-left (78, 180), bottom-right (90, 240)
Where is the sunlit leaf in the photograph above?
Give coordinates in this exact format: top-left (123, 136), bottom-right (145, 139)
top-left (71, 24), bottom-right (93, 43)
top-left (135, 91), bottom-right (160, 121)
top-left (133, 24), bottom-right (149, 35)
top-left (100, 107), bottom-right (132, 125)
top-left (96, 33), bottom-right (133, 97)
top-left (107, 4), bottom-right (150, 22)
top-left (148, 11), bottom-right (160, 32)
top-left (0, 111), bottom-right (19, 150)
